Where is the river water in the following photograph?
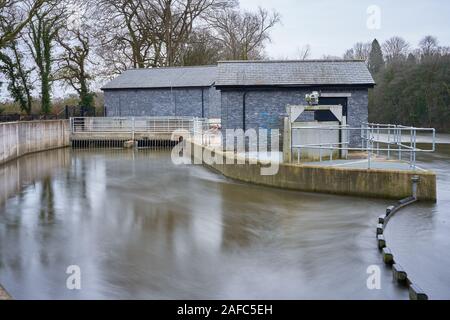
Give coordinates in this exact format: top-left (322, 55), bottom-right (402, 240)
top-left (385, 144), bottom-right (450, 300)
top-left (0, 145), bottom-right (448, 300)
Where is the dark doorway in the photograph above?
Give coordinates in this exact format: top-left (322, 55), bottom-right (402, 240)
top-left (315, 97), bottom-right (348, 122)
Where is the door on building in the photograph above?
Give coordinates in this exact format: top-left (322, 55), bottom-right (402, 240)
top-left (315, 97), bottom-right (348, 122)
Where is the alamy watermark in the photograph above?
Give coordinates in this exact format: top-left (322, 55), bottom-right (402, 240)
top-left (366, 265), bottom-right (381, 290)
top-left (367, 5), bottom-right (381, 30)
top-left (66, 265), bottom-right (81, 290)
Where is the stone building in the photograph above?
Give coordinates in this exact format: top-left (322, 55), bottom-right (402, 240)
top-left (215, 60), bottom-right (375, 146)
top-left (102, 65), bottom-right (221, 119)
top-left (102, 60), bottom-right (374, 145)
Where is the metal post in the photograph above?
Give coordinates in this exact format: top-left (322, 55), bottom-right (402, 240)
top-left (410, 128), bottom-right (413, 168)
top-left (367, 125), bottom-right (372, 170)
top-left (132, 117), bottom-right (135, 141)
top-left (387, 125), bottom-right (391, 159)
top-left (377, 124), bottom-right (380, 156)
top-left (432, 129), bottom-right (436, 152)
top-left (413, 128), bottom-right (417, 170)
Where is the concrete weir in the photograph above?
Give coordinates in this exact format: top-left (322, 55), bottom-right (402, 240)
top-left (188, 141), bottom-right (437, 201)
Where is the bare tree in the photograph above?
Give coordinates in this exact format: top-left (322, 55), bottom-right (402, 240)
top-left (382, 36), bottom-right (410, 63)
top-left (208, 7), bottom-right (280, 60)
top-left (147, 0), bottom-right (235, 66)
top-left (181, 28), bottom-right (223, 66)
top-left (419, 35), bottom-right (439, 58)
top-left (56, 23), bottom-right (95, 107)
top-left (343, 42), bottom-right (371, 62)
top-left (94, 0), bottom-right (157, 72)
top-left (94, 0), bottom-right (234, 72)
top-left (297, 44), bottom-right (311, 60)
top-left (0, 0), bottom-right (47, 49)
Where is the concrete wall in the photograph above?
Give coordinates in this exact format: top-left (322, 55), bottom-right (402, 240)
top-left (220, 88), bottom-right (369, 146)
top-left (0, 120), bottom-right (70, 166)
top-left (104, 87), bottom-right (221, 119)
top-left (189, 142), bottom-right (437, 201)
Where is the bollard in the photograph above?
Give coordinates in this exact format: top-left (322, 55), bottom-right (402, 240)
top-left (386, 206), bottom-right (395, 216)
top-left (392, 264), bottom-right (408, 283)
top-left (382, 248), bottom-right (394, 265)
top-left (378, 215), bottom-right (386, 224)
top-left (377, 235), bottom-right (386, 249)
top-left (409, 284), bottom-right (428, 300)
top-left (376, 224), bottom-right (384, 236)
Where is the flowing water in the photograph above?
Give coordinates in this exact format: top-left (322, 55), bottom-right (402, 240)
top-left (385, 144), bottom-right (450, 300)
top-left (0, 145), bottom-right (448, 300)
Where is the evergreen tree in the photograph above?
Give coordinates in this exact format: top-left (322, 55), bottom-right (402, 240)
top-left (368, 39), bottom-right (384, 75)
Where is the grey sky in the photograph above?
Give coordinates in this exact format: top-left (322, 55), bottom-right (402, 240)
top-left (240, 0), bottom-right (450, 59)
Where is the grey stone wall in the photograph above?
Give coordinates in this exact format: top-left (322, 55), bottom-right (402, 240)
top-left (104, 87), bottom-right (221, 119)
top-left (221, 88), bottom-right (369, 147)
top-left (207, 86), bottom-right (222, 119)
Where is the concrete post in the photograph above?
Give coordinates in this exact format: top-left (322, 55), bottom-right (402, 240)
top-left (409, 284), bottom-right (428, 300)
top-left (382, 247), bottom-right (394, 265)
top-left (342, 116), bottom-right (348, 159)
top-left (393, 264), bottom-right (408, 283)
top-left (283, 117), bottom-right (292, 163)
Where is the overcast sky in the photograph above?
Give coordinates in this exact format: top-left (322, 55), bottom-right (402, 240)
top-left (240, 0), bottom-right (450, 59)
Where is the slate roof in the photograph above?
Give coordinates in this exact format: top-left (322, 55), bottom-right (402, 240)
top-left (102, 65), bottom-right (217, 90)
top-left (215, 60), bottom-right (375, 87)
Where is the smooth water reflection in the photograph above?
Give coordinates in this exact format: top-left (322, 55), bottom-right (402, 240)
top-left (0, 149), bottom-right (410, 299)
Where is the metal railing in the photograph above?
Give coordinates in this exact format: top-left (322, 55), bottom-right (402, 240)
top-left (70, 117), bottom-right (205, 135)
top-left (291, 123), bottom-right (436, 170)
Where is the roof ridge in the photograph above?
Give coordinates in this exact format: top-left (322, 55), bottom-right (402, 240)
top-left (218, 59), bottom-right (366, 63)
top-left (126, 65), bottom-right (217, 72)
